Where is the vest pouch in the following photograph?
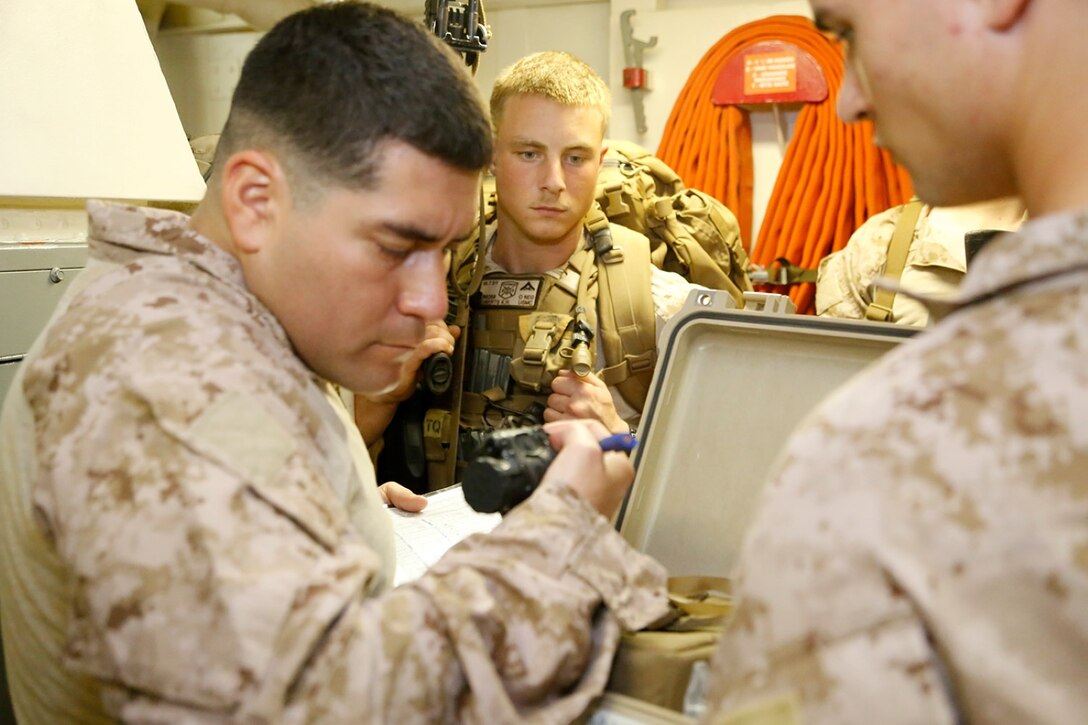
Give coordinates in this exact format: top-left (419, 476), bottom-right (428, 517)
top-left (510, 312), bottom-right (574, 392)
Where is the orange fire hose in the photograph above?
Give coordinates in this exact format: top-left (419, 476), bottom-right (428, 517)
top-left (657, 15), bottom-right (913, 314)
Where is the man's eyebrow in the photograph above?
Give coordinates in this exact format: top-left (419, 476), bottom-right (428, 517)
top-left (509, 137), bottom-right (546, 149)
top-left (508, 137), bottom-right (595, 154)
top-left (381, 221), bottom-right (441, 244)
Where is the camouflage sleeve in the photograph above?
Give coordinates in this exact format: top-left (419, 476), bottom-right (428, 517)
top-left (37, 370), bottom-right (667, 722)
top-left (700, 335), bottom-right (983, 722)
top-left (696, 457), bottom-right (961, 722)
top-left (887, 264), bottom-right (962, 327)
top-left (892, 236), bottom-right (968, 326)
top-left (279, 482), bottom-right (668, 723)
top-left (815, 207), bottom-right (901, 319)
top-left (699, 413), bottom-right (962, 724)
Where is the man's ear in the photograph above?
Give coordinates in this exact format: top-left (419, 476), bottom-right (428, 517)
top-left (218, 149), bottom-right (287, 254)
top-left (979, 0), bottom-right (1031, 31)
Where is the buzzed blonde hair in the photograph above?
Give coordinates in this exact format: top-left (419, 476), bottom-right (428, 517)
top-left (490, 51), bottom-right (611, 134)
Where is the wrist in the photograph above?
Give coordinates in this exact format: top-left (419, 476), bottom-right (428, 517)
top-left (610, 416), bottom-right (635, 436)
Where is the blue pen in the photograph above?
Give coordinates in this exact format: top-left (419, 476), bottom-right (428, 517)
top-left (600, 432), bottom-right (638, 453)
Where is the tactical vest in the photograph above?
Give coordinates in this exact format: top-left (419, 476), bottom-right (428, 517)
top-left (381, 214), bottom-right (658, 491)
top-left (455, 216), bottom-right (655, 427)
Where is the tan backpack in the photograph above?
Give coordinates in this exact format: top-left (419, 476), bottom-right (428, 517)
top-left (597, 139), bottom-right (752, 304)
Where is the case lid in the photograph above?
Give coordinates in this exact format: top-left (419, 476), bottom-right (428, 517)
top-left (618, 289), bottom-right (915, 578)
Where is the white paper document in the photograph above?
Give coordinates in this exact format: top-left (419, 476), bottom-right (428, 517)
top-left (390, 484), bottom-right (502, 587)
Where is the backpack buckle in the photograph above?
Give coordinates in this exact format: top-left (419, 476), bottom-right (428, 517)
top-left (627, 349), bottom-right (656, 373)
top-left (865, 304), bottom-right (894, 322)
top-left (523, 318), bottom-right (559, 365)
top-left (591, 226), bottom-right (626, 263)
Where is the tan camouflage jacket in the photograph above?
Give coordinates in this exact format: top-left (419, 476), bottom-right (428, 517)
top-left (0, 201), bottom-right (669, 724)
top-left (816, 204), bottom-right (969, 326)
top-left (702, 212), bottom-right (1088, 723)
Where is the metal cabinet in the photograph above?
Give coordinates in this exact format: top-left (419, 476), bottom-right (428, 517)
top-left (0, 242), bottom-right (87, 720)
top-left (0, 243), bottom-right (88, 401)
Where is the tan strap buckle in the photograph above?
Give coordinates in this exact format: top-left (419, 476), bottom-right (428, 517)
top-left (603, 190), bottom-right (632, 218)
top-left (651, 197), bottom-right (673, 222)
top-left (599, 246), bottom-right (625, 264)
top-left (523, 319), bottom-right (557, 365)
top-left (626, 349), bottom-right (656, 373)
top-left (865, 304), bottom-right (894, 322)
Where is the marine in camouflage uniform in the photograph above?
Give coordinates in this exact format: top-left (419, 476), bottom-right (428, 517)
top-left (702, 217), bottom-right (1088, 723)
top-left (699, 0), bottom-right (1088, 721)
top-left (0, 200), bottom-right (667, 725)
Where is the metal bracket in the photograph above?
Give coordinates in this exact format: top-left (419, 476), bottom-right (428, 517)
top-left (620, 9), bottom-right (657, 134)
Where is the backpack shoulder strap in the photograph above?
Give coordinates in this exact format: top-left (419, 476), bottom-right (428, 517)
top-left (865, 197), bottom-right (925, 322)
top-left (450, 190), bottom-right (497, 321)
top-left (586, 206), bottom-right (658, 412)
top-left (451, 233), bottom-right (479, 289)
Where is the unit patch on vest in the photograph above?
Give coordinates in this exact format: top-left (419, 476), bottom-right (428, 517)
top-left (479, 277), bottom-right (543, 308)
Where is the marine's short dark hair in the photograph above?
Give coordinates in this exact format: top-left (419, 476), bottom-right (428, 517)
top-left (216, 1), bottom-right (491, 191)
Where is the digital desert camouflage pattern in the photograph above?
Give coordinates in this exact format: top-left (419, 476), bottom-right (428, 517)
top-left (702, 211), bottom-right (1088, 724)
top-left (816, 203), bottom-right (970, 326)
top-left (0, 201), bottom-right (669, 723)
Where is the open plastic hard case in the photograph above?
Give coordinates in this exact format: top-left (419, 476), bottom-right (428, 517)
top-left (592, 288), bottom-right (917, 723)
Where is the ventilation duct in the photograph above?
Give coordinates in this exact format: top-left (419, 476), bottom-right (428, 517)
top-left (0, 1), bottom-right (204, 202)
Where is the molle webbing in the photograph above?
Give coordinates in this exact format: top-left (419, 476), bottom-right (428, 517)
top-left (449, 219), bottom-right (658, 448)
top-left (587, 209), bottom-right (657, 411)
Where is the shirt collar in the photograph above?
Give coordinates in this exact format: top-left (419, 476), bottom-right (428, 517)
top-left (87, 200), bottom-right (248, 292)
top-left (86, 200), bottom-right (299, 356)
top-left (483, 225), bottom-right (591, 279)
top-left (878, 208), bottom-right (1088, 321)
